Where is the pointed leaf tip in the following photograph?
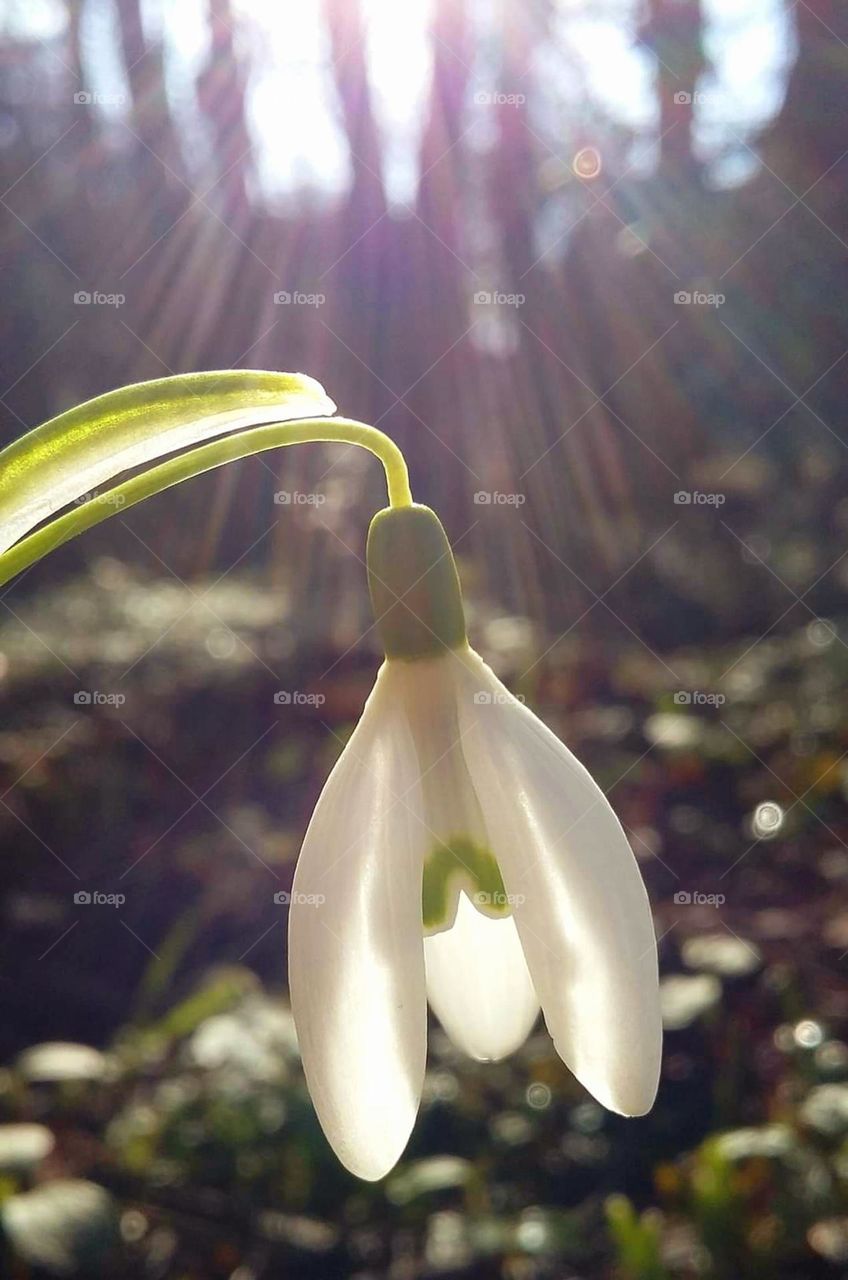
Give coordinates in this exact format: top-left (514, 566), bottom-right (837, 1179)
top-left (0, 370), bottom-right (335, 554)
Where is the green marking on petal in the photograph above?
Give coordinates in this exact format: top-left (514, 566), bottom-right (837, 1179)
top-left (422, 835), bottom-right (509, 934)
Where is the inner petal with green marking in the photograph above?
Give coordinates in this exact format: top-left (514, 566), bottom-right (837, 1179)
top-left (390, 653), bottom-right (515, 937)
top-left (422, 834), bottom-right (510, 935)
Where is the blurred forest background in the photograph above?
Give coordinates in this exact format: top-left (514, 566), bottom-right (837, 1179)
top-left (1, 0), bottom-right (848, 1276)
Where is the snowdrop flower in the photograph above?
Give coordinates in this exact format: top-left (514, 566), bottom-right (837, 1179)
top-left (289, 504), bottom-right (661, 1181)
top-left (0, 368), bottom-right (660, 1184)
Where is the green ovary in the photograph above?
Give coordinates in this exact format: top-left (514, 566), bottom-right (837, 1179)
top-left (422, 835), bottom-right (509, 933)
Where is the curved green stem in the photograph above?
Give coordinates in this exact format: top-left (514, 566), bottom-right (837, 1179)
top-left (0, 417), bottom-right (412, 589)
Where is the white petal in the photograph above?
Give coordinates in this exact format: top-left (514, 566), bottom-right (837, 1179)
top-left (425, 891), bottom-right (539, 1060)
top-left (453, 650), bottom-right (662, 1116)
top-left (388, 654), bottom-right (502, 935)
top-left (289, 663), bottom-right (427, 1180)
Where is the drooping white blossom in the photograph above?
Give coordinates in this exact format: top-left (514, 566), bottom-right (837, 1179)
top-left (290, 644), bottom-right (661, 1180)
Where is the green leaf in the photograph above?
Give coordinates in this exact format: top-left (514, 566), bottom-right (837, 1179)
top-left (0, 370), bottom-right (335, 554)
top-left (0, 414), bottom-right (410, 590)
top-left (605, 1195), bottom-right (669, 1280)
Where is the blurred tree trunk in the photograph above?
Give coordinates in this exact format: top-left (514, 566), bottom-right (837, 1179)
top-left (324, 0), bottom-right (385, 227)
top-left (764, 0), bottom-right (848, 196)
top-left (418, 0), bottom-right (471, 239)
top-left (116, 0), bottom-right (187, 233)
top-left (197, 0), bottom-right (251, 219)
top-left (638, 0), bottom-right (706, 185)
top-left (67, 0), bottom-right (97, 156)
top-left (490, 2), bottom-right (541, 283)
top-left (400, 0), bottom-right (473, 518)
top-left (323, 0), bottom-right (386, 419)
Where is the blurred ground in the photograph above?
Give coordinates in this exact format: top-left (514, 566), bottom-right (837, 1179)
top-left (1, 561), bottom-right (848, 1276)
